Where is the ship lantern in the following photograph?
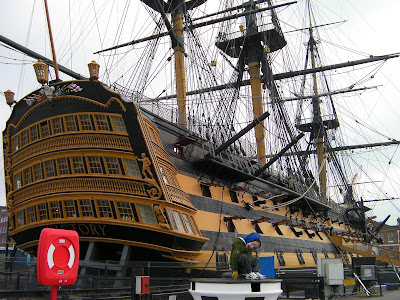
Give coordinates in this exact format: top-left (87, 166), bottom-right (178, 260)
top-left (88, 60), bottom-right (100, 81)
top-left (239, 24), bottom-right (245, 32)
top-left (211, 60), bottom-right (217, 67)
top-left (4, 90), bottom-right (15, 106)
top-left (33, 60), bottom-right (49, 85)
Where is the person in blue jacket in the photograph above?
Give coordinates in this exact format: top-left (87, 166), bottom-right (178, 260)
top-left (230, 232), bottom-right (266, 280)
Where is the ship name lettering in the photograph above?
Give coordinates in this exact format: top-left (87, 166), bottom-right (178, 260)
top-left (51, 224), bottom-right (106, 236)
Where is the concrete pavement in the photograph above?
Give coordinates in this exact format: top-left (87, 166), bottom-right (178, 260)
top-left (339, 288), bottom-right (400, 300)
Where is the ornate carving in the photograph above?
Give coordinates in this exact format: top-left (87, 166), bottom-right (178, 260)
top-left (11, 134), bottom-right (131, 166)
top-left (10, 177), bottom-right (162, 206)
top-left (136, 153), bottom-right (154, 180)
top-left (25, 83), bottom-right (82, 106)
top-left (153, 205), bottom-right (170, 229)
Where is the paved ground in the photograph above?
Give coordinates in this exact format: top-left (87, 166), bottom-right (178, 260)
top-left (338, 289), bottom-right (400, 300)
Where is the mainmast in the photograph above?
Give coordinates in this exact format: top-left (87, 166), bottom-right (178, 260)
top-left (308, 3), bottom-right (327, 200)
top-left (246, 1), bottom-right (267, 164)
top-left (216, 0), bottom-right (287, 164)
top-left (296, 1), bottom-right (339, 202)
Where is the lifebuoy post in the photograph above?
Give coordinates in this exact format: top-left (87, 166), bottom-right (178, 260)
top-left (37, 228), bottom-right (79, 299)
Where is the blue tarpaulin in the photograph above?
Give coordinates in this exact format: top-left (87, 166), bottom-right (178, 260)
top-left (259, 256), bottom-right (275, 278)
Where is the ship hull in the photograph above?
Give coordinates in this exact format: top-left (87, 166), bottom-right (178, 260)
top-left (3, 79), bottom-right (368, 271)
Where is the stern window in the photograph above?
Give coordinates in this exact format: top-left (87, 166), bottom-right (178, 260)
top-left (79, 114), bottom-right (93, 130)
top-left (30, 125), bottom-right (39, 142)
top-left (27, 206), bottom-right (37, 224)
top-left (117, 202), bottom-right (134, 220)
top-left (95, 115), bottom-right (110, 131)
top-left (138, 204), bottom-right (157, 224)
top-left (181, 213), bottom-right (195, 234)
top-left (106, 157), bottom-right (121, 174)
top-left (23, 167), bottom-right (32, 185)
top-left (97, 200), bottom-right (113, 218)
top-left (52, 117), bottom-right (64, 134)
top-left (65, 115), bottom-right (78, 131)
top-left (33, 163), bottom-right (43, 181)
top-left (20, 130), bottom-right (29, 147)
top-left (125, 159), bottom-right (141, 177)
top-left (88, 156), bottom-right (103, 174)
top-left (72, 156), bottom-right (85, 174)
top-left (112, 116), bottom-right (127, 133)
top-left (12, 136), bottom-right (19, 152)
top-left (168, 209), bottom-right (185, 231)
top-left (14, 172), bottom-right (22, 189)
top-left (45, 160), bottom-right (57, 177)
top-left (16, 210), bottom-right (25, 227)
top-left (64, 200), bottom-right (77, 217)
top-left (80, 200), bottom-right (94, 217)
top-left (40, 121), bottom-right (51, 137)
top-left (38, 203), bottom-right (48, 220)
top-left (50, 201), bottom-right (62, 218)
top-left (57, 157), bottom-right (70, 175)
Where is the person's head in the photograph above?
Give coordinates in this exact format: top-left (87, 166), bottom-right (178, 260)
top-left (243, 232), bottom-right (262, 250)
top-left (246, 240), bottom-right (261, 250)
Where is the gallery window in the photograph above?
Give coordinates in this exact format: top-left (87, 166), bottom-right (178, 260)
top-left (64, 200), bottom-right (77, 218)
top-left (138, 204), bottom-right (157, 224)
top-left (117, 202), bottom-right (134, 220)
top-left (79, 114), bottom-right (93, 131)
top-left (65, 115), bottom-right (78, 131)
top-left (38, 203), bottom-right (48, 220)
top-left (80, 200), bottom-right (94, 217)
top-left (57, 157), bottom-right (70, 175)
top-left (97, 200), bottom-right (113, 218)
top-left (95, 114), bottom-right (110, 131)
top-left (50, 201), bottom-right (62, 218)
top-left (112, 116), bottom-right (127, 133)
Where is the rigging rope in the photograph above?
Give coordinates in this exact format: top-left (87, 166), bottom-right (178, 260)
top-left (261, 155), bottom-right (328, 210)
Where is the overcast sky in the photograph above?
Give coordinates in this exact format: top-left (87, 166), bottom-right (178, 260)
top-left (0, 0), bottom-right (400, 224)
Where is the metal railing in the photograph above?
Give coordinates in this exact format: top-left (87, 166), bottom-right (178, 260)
top-left (0, 259), bottom-right (223, 300)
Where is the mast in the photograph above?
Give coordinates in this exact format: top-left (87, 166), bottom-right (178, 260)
top-left (215, 0), bottom-right (287, 164)
top-left (308, 1), bottom-right (327, 200)
top-left (294, 1), bottom-right (341, 202)
top-left (246, 1), bottom-right (267, 164)
top-left (172, 4), bottom-right (187, 128)
top-left (140, 0), bottom-right (207, 128)
top-left (44, 0), bottom-right (59, 80)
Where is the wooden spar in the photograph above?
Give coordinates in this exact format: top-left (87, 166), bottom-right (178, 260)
top-left (0, 34), bottom-right (86, 79)
top-left (308, 0), bottom-right (326, 200)
top-left (249, 61), bottom-right (266, 164)
top-left (172, 12), bottom-right (187, 128)
top-left (152, 54), bottom-right (398, 101)
top-left (44, 0), bottom-right (59, 80)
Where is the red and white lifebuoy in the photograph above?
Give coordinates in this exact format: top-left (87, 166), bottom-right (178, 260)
top-left (47, 238), bottom-right (75, 275)
top-left (37, 228), bottom-right (79, 286)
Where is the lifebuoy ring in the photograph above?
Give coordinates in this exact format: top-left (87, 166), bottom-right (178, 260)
top-left (47, 238), bottom-right (75, 275)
